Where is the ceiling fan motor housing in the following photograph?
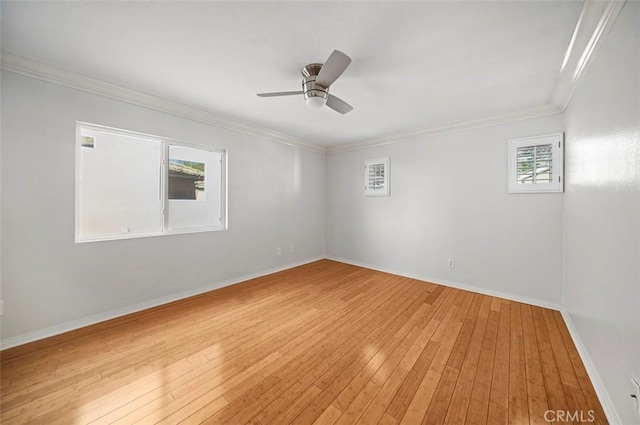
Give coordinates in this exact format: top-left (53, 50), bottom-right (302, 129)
top-left (302, 64), bottom-right (328, 107)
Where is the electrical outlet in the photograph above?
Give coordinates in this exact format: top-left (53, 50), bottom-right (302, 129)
top-left (290, 245), bottom-right (295, 253)
top-left (276, 247), bottom-right (282, 256)
top-left (632, 378), bottom-right (640, 416)
top-left (447, 259), bottom-right (455, 269)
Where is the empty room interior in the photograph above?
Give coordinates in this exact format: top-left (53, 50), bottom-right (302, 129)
top-left (1, 1), bottom-right (639, 424)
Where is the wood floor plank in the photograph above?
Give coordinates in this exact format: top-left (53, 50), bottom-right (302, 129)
top-left (379, 413), bottom-right (400, 425)
top-left (487, 299), bottom-right (511, 425)
top-left (359, 288), bottom-right (456, 425)
top-left (172, 394), bottom-right (229, 425)
top-left (386, 289), bottom-right (464, 422)
top-left (421, 367), bottom-right (458, 425)
top-left (357, 365), bottom-right (412, 425)
top-left (532, 305), bottom-right (572, 420)
top-left (384, 289), bottom-right (459, 421)
top-left (463, 300), bottom-right (499, 425)
top-left (400, 370), bottom-right (442, 425)
top-left (253, 380), bottom-right (313, 425)
top-left (420, 294), bottom-right (480, 425)
top-left (383, 341), bottom-right (440, 423)
top-left (521, 304), bottom-right (549, 425)
top-left (333, 381), bottom-right (381, 425)
top-left (508, 302), bottom-right (529, 424)
top-left (0, 260), bottom-right (607, 425)
top-left (269, 383), bottom-right (323, 424)
top-left (332, 302), bottom-right (430, 412)
top-left (443, 296), bottom-right (491, 424)
top-left (313, 404), bottom-right (343, 425)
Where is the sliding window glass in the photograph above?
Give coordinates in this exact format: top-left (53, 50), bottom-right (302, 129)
top-left (166, 144), bottom-right (224, 232)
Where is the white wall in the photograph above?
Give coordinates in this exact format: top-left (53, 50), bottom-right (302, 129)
top-left (562, 2), bottom-right (640, 424)
top-left (0, 71), bottom-right (325, 343)
top-left (3, 9), bottom-right (638, 421)
top-left (326, 114), bottom-right (564, 306)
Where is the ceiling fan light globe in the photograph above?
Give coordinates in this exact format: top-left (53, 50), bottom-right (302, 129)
top-left (305, 96), bottom-right (326, 108)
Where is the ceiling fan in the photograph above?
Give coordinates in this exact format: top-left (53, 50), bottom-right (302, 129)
top-left (257, 50), bottom-right (354, 114)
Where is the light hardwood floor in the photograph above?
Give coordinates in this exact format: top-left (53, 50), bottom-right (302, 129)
top-left (1, 260), bottom-right (607, 424)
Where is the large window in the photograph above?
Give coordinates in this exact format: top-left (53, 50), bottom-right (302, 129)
top-left (508, 133), bottom-right (564, 193)
top-left (76, 123), bottom-right (226, 242)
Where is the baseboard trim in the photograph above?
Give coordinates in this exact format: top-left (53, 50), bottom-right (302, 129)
top-left (326, 256), bottom-right (563, 311)
top-left (560, 308), bottom-right (622, 425)
top-left (0, 257), bottom-right (324, 351)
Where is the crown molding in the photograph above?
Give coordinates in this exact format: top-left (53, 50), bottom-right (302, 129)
top-left (550, 0), bottom-right (627, 112)
top-left (0, 52), bottom-right (326, 153)
top-left (326, 103), bottom-right (561, 154)
top-left (6, 51), bottom-right (554, 156)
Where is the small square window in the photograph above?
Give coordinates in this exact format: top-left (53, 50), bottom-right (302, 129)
top-left (508, 133), bottom-right (563, 193)
top-left (364, 157), bottom-right (390, 197)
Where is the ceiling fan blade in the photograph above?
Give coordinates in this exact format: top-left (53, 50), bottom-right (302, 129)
top-left (256, 91), bottom-right (303, 97)
top-left (315, 50), bottom-right (351, 88)
top-left (326, 94), bottom-right (353, 114)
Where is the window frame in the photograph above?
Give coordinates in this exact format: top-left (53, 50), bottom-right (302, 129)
top-left (75, 122), bottom-right (227, 243)
top-left (508, 133), bottom-right (564, 194)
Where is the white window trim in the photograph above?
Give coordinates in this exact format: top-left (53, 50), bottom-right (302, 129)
top-left (508, 133), bottom-right (564, 194)
top-left (75, 122), bottom-right (227, 243)
top-left (364, 157), bottom-right (390, 197)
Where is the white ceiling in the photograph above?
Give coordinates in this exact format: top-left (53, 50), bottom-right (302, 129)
top-left (1, 1), bottom-right (582, 148)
